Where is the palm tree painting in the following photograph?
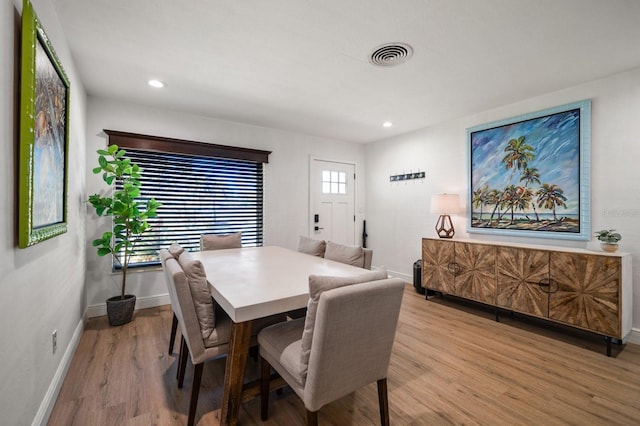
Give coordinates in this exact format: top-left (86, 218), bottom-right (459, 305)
top-left (468, 101), bottom-right (591, 240)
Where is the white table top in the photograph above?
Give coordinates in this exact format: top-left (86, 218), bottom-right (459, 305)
top-left (191, 246), bottom-right (369, 323)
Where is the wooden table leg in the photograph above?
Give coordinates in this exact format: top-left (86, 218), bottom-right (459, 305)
top-left (220, 320), bottom-right (252, 425)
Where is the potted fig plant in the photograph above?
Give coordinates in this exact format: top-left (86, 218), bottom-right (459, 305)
top-left (88, 144), bottom-right (160, 326)
top-left (594, 229), bottom-right (622, 253)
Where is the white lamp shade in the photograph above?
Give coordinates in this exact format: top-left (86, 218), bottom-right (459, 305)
top-left (430, 194), bottom-right (461, 214)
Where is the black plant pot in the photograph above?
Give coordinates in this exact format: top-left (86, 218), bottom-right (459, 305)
top-left (106, 294), bottom-right (136, 326)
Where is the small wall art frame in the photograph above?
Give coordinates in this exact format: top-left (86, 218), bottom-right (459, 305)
top-left (467, 100), bottom-right (591, 241)
top-left (18, 0), bottom-right (70, 248)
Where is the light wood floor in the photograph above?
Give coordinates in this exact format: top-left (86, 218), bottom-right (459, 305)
top-left (49, 285), bottom-right (640, 425)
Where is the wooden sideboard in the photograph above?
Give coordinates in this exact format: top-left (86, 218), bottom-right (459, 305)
top-left (421, 238), bottom-right (633, 355)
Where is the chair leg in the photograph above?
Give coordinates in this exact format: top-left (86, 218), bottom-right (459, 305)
top-left (306, 409), bottom-right (318, 426)
top-left (377, 378), bottom-right (390, 426)
top-left (260, 356), bottom-right (270, 421)
top-left (249, 345), bottom-right (259, 362)
top-left (169, 313), bottom-right (178, 355)
top-left (177, 337), bottom-right (189, 388)
top-left (187, 363), bottom-right (204, 426)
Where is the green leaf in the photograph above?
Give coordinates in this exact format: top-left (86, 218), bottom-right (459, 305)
top-left (97, 248), bottom-right (112, 256)
top-left (92, 167), bottom-right (102, 174)
top-left (97, 149), bottom-right (110, 155)
top-left (98, 155), bottom-right (108, 168)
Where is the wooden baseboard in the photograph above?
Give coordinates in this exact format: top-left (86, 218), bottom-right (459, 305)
top-left (85, 293), bottom-right (171, 319)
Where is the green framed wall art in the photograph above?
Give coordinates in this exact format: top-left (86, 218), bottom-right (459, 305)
top-left (18, 0), bottom-right (70, 248)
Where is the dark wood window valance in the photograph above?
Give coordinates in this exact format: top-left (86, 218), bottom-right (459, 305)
top-left (103, 129), bottom-right (271, 163)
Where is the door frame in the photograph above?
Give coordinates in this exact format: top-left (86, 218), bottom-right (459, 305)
top-left (308, 156), bottom-right (358, 244)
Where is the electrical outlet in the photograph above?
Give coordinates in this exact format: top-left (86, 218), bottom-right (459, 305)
top-left (52, 330), bottom-right (57, 354)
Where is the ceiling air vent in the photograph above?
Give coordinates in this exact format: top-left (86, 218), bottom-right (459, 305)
top-left (369, 42), bottom-right (414, 67)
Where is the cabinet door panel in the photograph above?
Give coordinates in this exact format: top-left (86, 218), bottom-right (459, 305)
top-left (549, 253), bottom-right (620, 337)
top-left (455, 242), bottom-right (496, 304)
top-left (422, 239), bottom-right (455, 293)
top-left (496, 247), bottom-right (549, 316)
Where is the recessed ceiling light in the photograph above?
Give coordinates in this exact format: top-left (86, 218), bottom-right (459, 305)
top-left (383, 121), bottom-right (393, 128)
top-left (148, 79), bottom-right (165, 88)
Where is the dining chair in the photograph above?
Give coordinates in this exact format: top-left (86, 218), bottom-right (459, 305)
top-left (297, 235), bottom-right (327, 257)
top-left (258, 272), bottom-right (404, 425)
top-left (160, 248), bottom-right (286, 426)
top-left (161, 243), bottom-right (186, 355)
top-left (160, 248), bottom-right (232, 426)
top-left (199, 232), bottom-right (242, 251)
top-left (363, 248), bottom-right (373, 270)
top-left (324, 241), bottom-right (373, 269)
top-left (164, 233), bottom-right (237, 354)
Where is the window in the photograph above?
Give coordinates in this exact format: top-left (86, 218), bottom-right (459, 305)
top-left (322, 170), bottom-right (346, 194)
top-left (104, 130), bottom-right (270, 268)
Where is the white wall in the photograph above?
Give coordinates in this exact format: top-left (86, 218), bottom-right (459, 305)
top-left (85, 97), bottom-right (366, 313)
top-left (365, 67), bottom-right (640, 332)
top-left (0, 1), bottom-right (87, 424)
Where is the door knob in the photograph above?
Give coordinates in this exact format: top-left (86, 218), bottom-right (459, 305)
top-left (314, 226), bottom-right (324, 231)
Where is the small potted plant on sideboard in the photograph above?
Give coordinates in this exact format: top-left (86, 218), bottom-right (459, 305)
top-left (594, 229), bottom-right (622, 253)
top-left (88, 144), bottom-right (160, 326)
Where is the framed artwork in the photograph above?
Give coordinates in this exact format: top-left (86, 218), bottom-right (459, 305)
top-left (467, 100), bottom-right (591, 241)
top-left (18, 0), bottom-right (70, 248)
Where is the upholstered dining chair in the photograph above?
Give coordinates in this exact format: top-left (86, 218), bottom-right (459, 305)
top-left (160, 248), bottom-right (285, 426)
top-left (162, 233), bottom-right (239, 354)
top-left (199, 232), bottom-right (242, 251)
top-left (258, 272), bottom-right (404, 425)
top-left (160, 248), bottom-right (232, 426)
top-left (363, 248), bottom-right (373, 270)
top-left (297, 235), bottom-right (327, 257)
top-left (161, 243), bottom-right (187, 355)
top-left (324, 241), bottom-right (373, 270)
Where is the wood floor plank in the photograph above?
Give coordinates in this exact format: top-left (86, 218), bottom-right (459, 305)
top-left (49, 285), bottom-right (640, 425)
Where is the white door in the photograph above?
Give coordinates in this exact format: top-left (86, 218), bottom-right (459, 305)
top-left (309, 159), bottom-right (356, 245)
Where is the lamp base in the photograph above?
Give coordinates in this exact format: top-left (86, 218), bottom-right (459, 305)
top-left (435, 214), bottom-right (455, 238)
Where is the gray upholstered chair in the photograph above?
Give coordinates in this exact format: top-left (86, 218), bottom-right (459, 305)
top-left (161, 243), bottom-right (186, 355)
top-left (160, 248), bottom-right (232, 426)
top-left (199, 232), bottom-right (242, 251)
top-left (363, 248), bottom-right (373, 270)
top-left (258, 271), bottom-right (404, 425)
top-left (297, 235), bottom-right (326, 257)
top-left (324, 241), bottom-right (373, 269)
top-left (160, 248), bottom-right (285, 426)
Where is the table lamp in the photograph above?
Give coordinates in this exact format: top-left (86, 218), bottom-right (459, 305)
top-left (430, 194), bottom-right (460, 238)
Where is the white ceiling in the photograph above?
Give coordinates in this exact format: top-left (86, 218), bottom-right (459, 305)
top-left (51, 0), bottom-right (640, 143)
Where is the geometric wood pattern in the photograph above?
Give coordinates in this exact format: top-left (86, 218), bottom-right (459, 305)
top-left (549, 252), bottom-right (620, 337)
top-left (422, 238), bottom-right (631, 344)
top-left (496, 247), bottom-right (550, 317)
top-left (421, 238), bottom-right (455, 294)
top-left (455, 242), bottom-right (496, 304)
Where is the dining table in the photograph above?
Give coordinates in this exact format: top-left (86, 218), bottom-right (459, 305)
top-left (191, 245), bottom-right (371, 425)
